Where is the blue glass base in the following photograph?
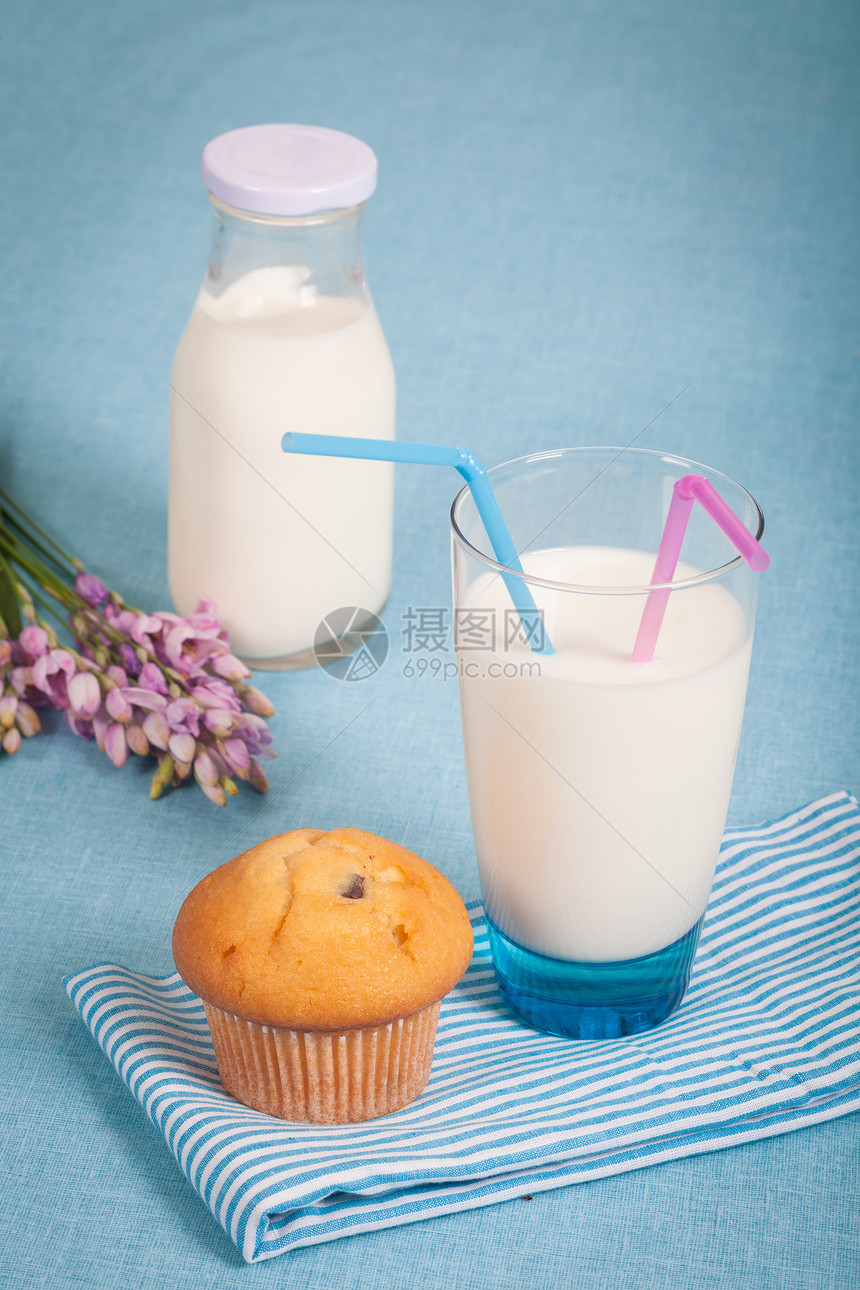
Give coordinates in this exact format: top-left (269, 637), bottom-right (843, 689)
top-left (486, 916), bottom-right (704, 1040)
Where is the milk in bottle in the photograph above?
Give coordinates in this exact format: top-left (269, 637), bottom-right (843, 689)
top-left (169, 125), bottom-right (395, 667)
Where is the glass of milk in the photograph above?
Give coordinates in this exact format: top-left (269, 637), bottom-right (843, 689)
top-left (169, 125), bottom-right (395, 668)
top-left (451, 447), bottom-right (764, 1040)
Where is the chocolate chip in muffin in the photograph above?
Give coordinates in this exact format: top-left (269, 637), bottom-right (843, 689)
top-left (341, 874), bottom-right (365, 900)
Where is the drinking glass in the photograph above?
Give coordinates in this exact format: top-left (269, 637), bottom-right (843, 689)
top-left (450, 447), bottom-right (764, 1040)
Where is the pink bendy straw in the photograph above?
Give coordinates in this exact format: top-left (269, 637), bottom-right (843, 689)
top-left (632, 474), bottom-right (770, 664)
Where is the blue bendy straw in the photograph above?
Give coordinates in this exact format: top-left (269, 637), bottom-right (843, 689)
top-left (281, 432), bottom-right (553, 654)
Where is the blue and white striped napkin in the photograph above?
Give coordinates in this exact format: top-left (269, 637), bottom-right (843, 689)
top-left (65, 792), bottom-right (860, 1263)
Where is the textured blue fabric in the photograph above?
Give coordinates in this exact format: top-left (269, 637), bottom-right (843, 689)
top-left (66, 794), bottom-right (860, 1262)
top-left (1, 0), bottom-right (858, 1287)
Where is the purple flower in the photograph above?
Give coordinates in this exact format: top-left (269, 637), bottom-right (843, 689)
top-left (74, 572), bottom-right (109, 607)
top-left (187, 598), bottom-right (226, 640)
top-left (65, 708), bottom-right (95, 740)
top-left (168, 731), bottom-right (196, 765)
top-left (32, 649), bottom-right (76, 707)
top-left (0, 487), bottom-right (276, 803)
top-left (202, 708), bottom-right (235, 738)
top-left (234, 713), bottom-right (275, 755)
top-left (105, 687), bottom-right (133, 723)
top-left (193, 747), bottom-right (220, 788)
top-left (15, 700), bottom-right (41, 738)
top-left (11, 665), bottom-right (48, 706)
top-left (138, 662), bottom-right (168, 696)
top-left (165, 697), bottom-right (200, 737)
top-left (192, 748), bottom-right (225, 804)
top-left (210, 652), bottom-right (251, 681)
top-left (68, 671), bottom-right (101, 719)
top-left (19, 625), bottom-right (49, 659)
top-left (105, 722), bottom-right (128, 768)
top-left (239, 685), bottom-right (276, 718)
top-left (190, 681), bottom-right (242, 712)
top-left (142, 711), bottom-right (170, 750)
top-left (249, 759), bottom-right (269, 794)
top-left (195, 775), bottom-right (227, 807)
top-left (126, 723), bottom-right (149, 757)
top-left (92, 704), bottom-right (110, 752)
top-left (220, 736), bottom-right (250, 778)
top-left (121, 687), bottom-right (167, 711)
top-left (118, 643), bottom-right (141, 677)
top-left (161, 622), bottom-right (220, 673)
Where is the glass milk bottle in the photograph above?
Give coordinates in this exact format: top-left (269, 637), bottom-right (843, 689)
top-left (169, 125), bottom-right (396, 668)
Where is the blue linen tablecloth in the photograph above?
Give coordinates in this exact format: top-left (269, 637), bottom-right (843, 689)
top-left (2, 1), bottom-right (858, 1287)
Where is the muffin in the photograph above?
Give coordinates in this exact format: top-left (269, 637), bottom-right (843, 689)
top-left (172, 827), bottom-right (473, 1123)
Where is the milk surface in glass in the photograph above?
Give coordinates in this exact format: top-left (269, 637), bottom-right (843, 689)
top-left (169, 265), bottom-right (395, 663)
top-left (458, 545), bottom-right (752, 964)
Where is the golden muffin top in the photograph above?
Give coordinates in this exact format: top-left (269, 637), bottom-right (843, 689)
top-left (172, 828), bottom-right (474, 1030)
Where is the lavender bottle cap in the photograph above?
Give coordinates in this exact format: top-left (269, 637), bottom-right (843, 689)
top-left (201, 124), bottom-right (378, 217)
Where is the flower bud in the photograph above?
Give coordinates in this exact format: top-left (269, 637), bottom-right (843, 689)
top-left (76, 572), bottom-right (110, 606)
top-left (14, 701), bottom-right (41, 737)
top-left (106, 687), bottom-right (134, 722)
top-left (203, 708), bottom-right (235, 738)
top-left (249, 759), bottom-right (269, 794)
top-left (74, 572), bottom-right (109, 607)
top-left (19, 625), bottom-right (49, 659)
top-left (123, 687), bottom-right (167, 712)
top-left (105, 722), bottom-right (128, 768)
top-left (92, 706), bottom-right (109, 751)
top-left (218, 736), bottom-right (250, 780)
top-left (168, 731), bottom-right (196, 765)
top-left (238, 685), bottom-right (275, 718)
top-left (241, 713), bottom-right (274, 744)
top-left (142, 711), bottom-right (170, 750)
top-left (11, 666), bottom-right (35, 699)
top-left (0, 694), bottom-right (17, 728)
top-left (3, 726), bottom-right (21, 755)
top-left (138, 662), bottom-right (169, 696)
top-left (200, 779), bottom-right (228, 806)
top-left (68, 671), bottom-right (101, 720)
top-left (149, 755), bottom-right (174, 800)
top-left (65, 708), bottom-right (94, 740)
top-left (210, 652), bottom-right (251, 681)
top-left (166, 697), bottom-right (200, 737)
top-left (126, 723), bottom-right (150, 757)
top-left (193, 747), bottom-right (219, 789)
top-left (174, 755), bottom-right (193, 780)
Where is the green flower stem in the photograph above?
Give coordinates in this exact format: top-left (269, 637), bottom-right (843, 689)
top-left (0, 549), bottom-right (24, 637)
top-left (0, 530), bottom-right (72, 603)
top-left (19, 580), bottom-right (69, 632)
top-left (0, 487), bottom-right (78, 573)
top-left (2, 511), bottom-right (71, 582)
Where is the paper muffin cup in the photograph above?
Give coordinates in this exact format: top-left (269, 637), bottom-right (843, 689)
top-left (203, 1000), bottom-right (442, 1124)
